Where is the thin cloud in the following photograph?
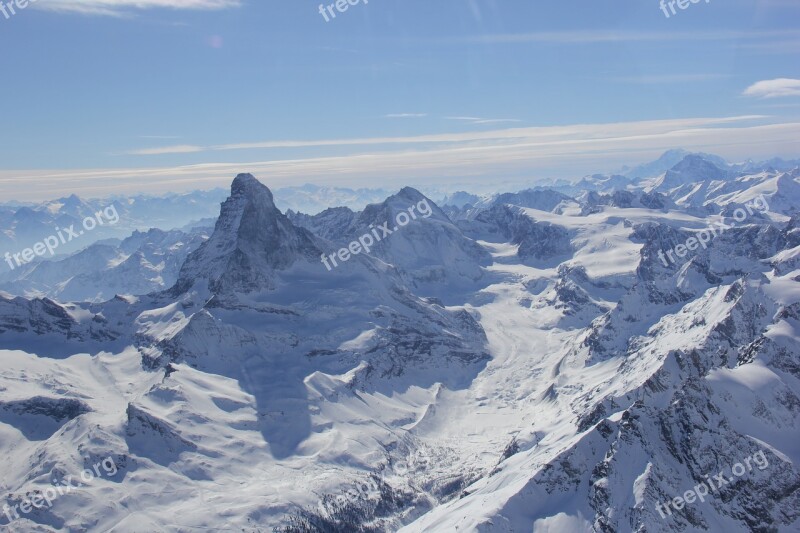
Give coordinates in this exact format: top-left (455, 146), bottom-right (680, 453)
top-left (127, 115), bottom-right (766, 156)
top-left (34, 0), bottom-right (240, 16)
top-left (462, 29), bottom-right (800, 45)
top-left (445, 116), bottom-right (522, 124)
top-left (613, 73), bottom-right (730, 84)
top-left (474, 119), bottom-right (522, 124)
top-left (130, 145), bottom-right (204, 155)
top-left (384, 113), bottom-right (428, 118)
top-left (752, 102), bottom-right (800, 109)
top-left (737, 39), bottom-right (800, 54)
top-left (743, 78), bottom-right (800, 99)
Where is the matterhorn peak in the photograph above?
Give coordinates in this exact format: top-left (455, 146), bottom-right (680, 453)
top-left (395, 186), bottom-right (426, 201)
top-left (230, 173), bottom-right (274, 203)
top-left (171, 174), bottom-right (319, 294)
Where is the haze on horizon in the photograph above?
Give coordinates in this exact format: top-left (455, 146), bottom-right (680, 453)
top-left (0, 0), bottom-right (798, 200)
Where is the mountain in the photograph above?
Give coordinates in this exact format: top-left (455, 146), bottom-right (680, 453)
top-left (621, 149), bottom-right (729, 180)
top-left (442, 187), bottom-right (581, 225)
top-left (708, 169), bottom-right (800, 216)
top-left (1, 167), bottom-right (800, 533)
top-left (491, 188), bottom-right (579, 213)
top-left (347, 187), bottom-right (492, 299)
top-left (0, 174), bottom-right (491, 531)
top-left (398, 186), bottom-right (800, 532)
top-left (272, 184), bottom-right (394, 214)
top-left (286, 206), bottom-right (358, 241)
top-left (172, 174), bottom-right (322, 295)
top-left (0, 227), bottom-right (210, 302)
top-left (646, 154), bottom-right (732, 193)
top-left (572, 173), bottom-right (633, 193)
top-left (734, 156), bottom-right (800, 174)
top-left (0, 190), bottom-right (226, 263)
top-left (439, 191), bottom-right (482, 209)
top-left (290, 187), bottom-right (491, 300)
top-left (0, 185), bottom-right (391, 267)
top-left (582, 189), bottom-right (675, 210)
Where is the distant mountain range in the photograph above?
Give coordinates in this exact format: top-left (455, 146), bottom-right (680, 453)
top-left (2, 151), bottom-right (795, 268)
top-left (0, 185), bottom-right (396, 269)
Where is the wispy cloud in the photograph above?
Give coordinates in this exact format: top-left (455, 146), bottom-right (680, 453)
top-left (737, 39), bottom-right (800, 54)
top-left (131, 144), bottom-right (204, 155)
top-left (35, 0), bottom-right (240, 16)
top-left (461, 29), bottom-right (800, 45)
top-left (127, 115), bottom-right (767, 156)
top-left (384, 113), bottom-right (428, 118)
top-left (445, 116), bottom-right (522, 125)
top-left (612, 73), bottom-right (730, 84)
top-left (751, 102), bottom-right (800, 109)
top-left (743, 78), bottom-right (800, 99)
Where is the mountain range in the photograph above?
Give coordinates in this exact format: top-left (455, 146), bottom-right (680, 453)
top-left (1, 151), bottom-right (799, 532)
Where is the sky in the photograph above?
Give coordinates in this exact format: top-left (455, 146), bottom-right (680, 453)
top-left (0, 0), bottom-right (798, 200)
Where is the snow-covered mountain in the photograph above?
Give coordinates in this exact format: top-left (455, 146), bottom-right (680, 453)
top-left (0, 191), bottom-right (224, 262)
top-left (273, 184), bottom-right (394, 214)
top-left (0, 186), bottom-right (392, 269)
top-left (0, 227), bottom-right (211, 303)
top-left (1, 164), bottom-right (799, 532)
top-left (609, 152), bottom-right (799, 222)
top-left (645, 154), bottom-right (733, 193)
top-left (620, 149), bottom-right (730, 180)
top-left (291, 187), bottom-right (492, 300)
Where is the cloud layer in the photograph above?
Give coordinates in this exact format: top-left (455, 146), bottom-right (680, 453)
top-left (4, 115), bottom-right (799, 201)
top-left (35, 0), bottom-right (240, 16)
top-left (126, 115), bottom-right (769, 157)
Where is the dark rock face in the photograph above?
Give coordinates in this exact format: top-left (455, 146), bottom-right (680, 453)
top-left (174, 174), bottom-right (321, 294)
top-left (0, 397), bottom-right (91, 440)
top-left (287, 206), bottom-right (357, 241)
top-left (463, 204), bottom-right (572, 263)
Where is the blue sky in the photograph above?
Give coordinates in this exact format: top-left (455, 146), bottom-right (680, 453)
top-left (0, 0), bottom-right (798, 199)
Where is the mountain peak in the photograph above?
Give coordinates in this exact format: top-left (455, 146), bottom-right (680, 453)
top-left (62, 193), bottom-right (82, 203)
top-left (231, 173), bottom-right (274, 203)
top-left (668, 154), bottom-right (728, 179)
top-left (623, 149), bottom-right (728, 180)
top-left (396, 186), bottom-right (425, 200)
top-left (648, 153), bottom-right (730, 192)
top-left (674, 153), bottom-right (717, 167)
top-left (172, 174), bottom-right (319, 294)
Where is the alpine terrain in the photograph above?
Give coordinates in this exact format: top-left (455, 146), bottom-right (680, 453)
top-left (2, 153), bottom-right (800, 532)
